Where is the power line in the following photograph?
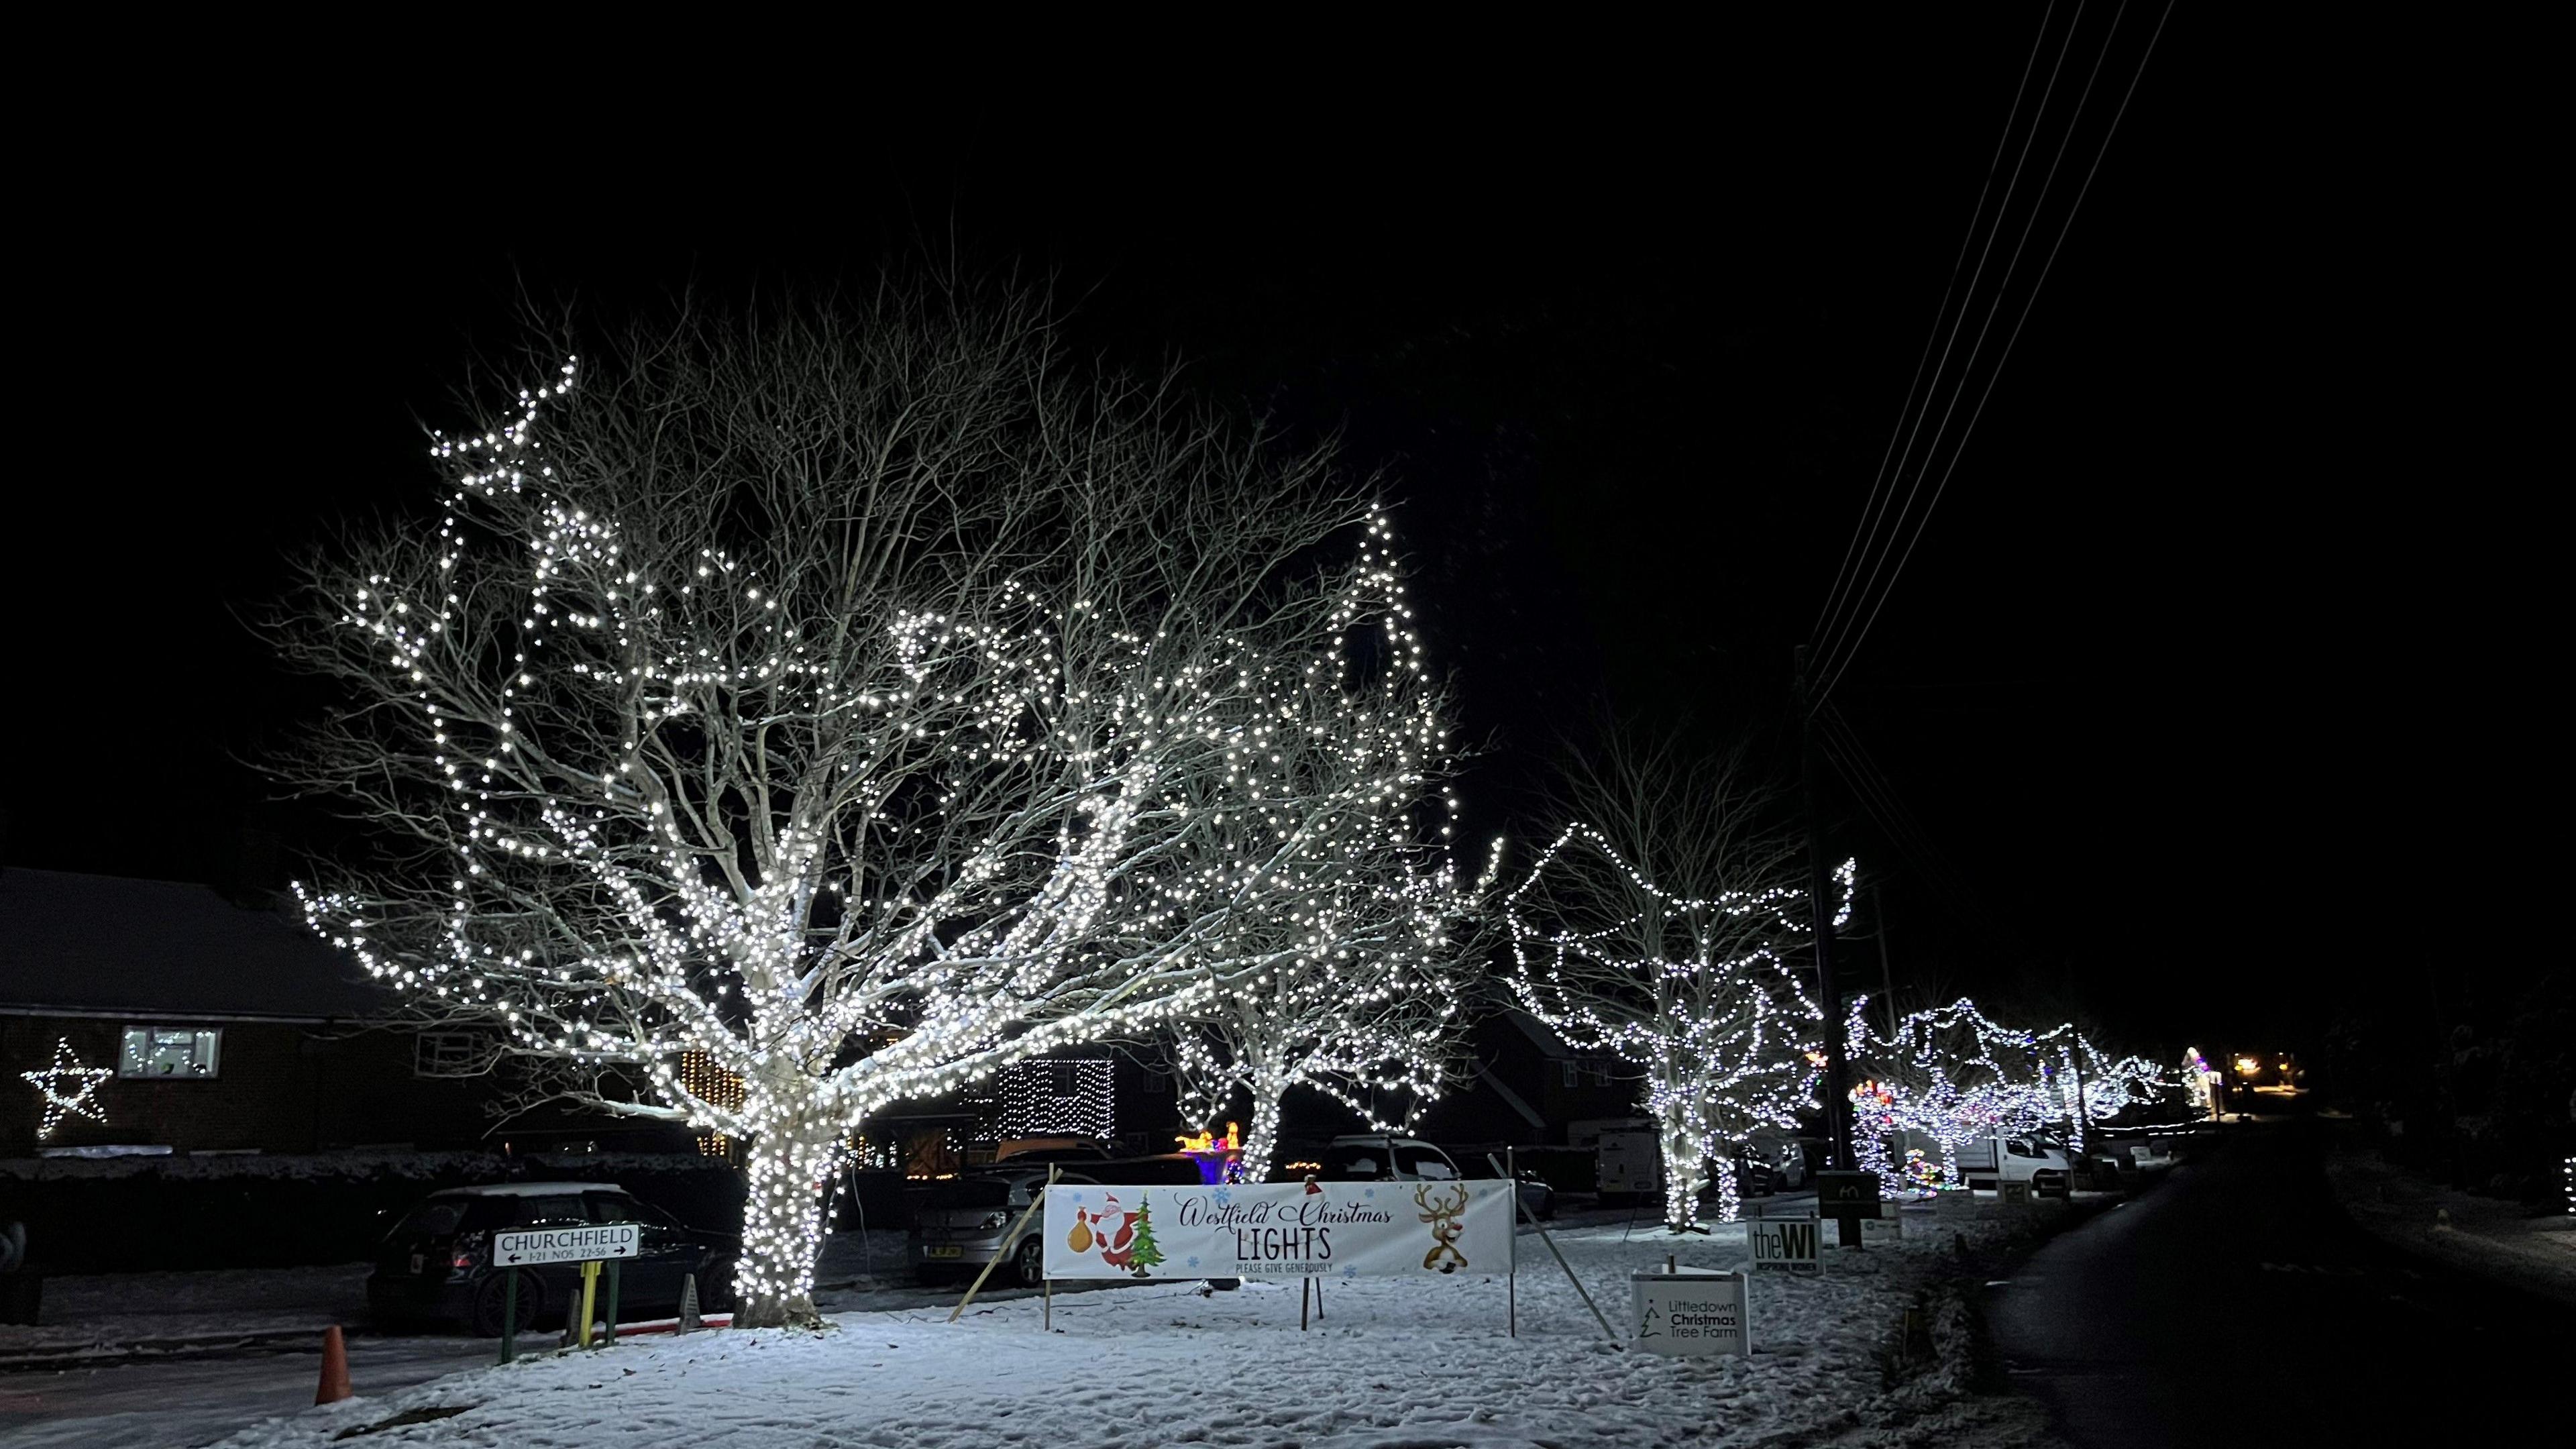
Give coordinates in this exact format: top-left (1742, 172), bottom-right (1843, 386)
top-left (1810, 0), bottom-right (2109, 698)
top-left (1811, 0), bottom-right (2171, 711)
top-left (1811, 0), bottom-right (2059, 650)
top-left (1809, 0), bottom-right (2174, 710)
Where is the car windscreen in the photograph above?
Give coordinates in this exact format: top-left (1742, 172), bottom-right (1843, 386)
top-left (1319, 1146), bottom-right (1389, 1181)
top-left (922, 1178), bottom-right (1014, 1210)
top-left (388, 1201), bottom-right (468, 1240)
top-left (511, 1194), bottom-right (590, 1224)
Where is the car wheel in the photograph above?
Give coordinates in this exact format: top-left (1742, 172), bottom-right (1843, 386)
top-left (469, 1271), bottom-right (541, 1338)
top-left (1013, 1236), bottom-right (1046, 1287)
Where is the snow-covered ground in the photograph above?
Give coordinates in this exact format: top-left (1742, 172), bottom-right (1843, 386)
top-left (195, 1210), bottom-right (2059, 1449)
top-left (2326, 1149), bottom-right (2576, 1305)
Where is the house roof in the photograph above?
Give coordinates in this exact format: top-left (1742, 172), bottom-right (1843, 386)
top-left (1498, 1007), bottom-right (1581, 1058)
top-left (0, 867), bottom-right (391, 1021)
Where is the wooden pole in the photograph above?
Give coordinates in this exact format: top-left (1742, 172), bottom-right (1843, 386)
top-left (1043, 1273), bottom-right (1053, 1332)
top-left (949, 1166), bottom-right (1059, 1324)
top-left (1301, 1277), bottom-right (1311, 1331)
top-left (576, 1261), bottom-right (600, 1348)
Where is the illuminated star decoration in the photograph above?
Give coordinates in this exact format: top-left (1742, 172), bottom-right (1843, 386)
top-left (21, 1038), bottom-right (111, 1140)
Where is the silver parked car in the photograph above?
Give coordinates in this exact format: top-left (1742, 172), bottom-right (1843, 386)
top-left (912, 1166), bottom-right (1097, 1286)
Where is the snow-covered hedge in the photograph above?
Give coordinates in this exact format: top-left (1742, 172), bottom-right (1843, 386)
top-left (0, 1150), bottom-right (740, 1273)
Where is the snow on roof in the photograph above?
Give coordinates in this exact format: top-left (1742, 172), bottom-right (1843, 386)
top-left (0, 867), bottom-right (390, 1021)
top-left (431, 1181), bottom-right (625, 1196)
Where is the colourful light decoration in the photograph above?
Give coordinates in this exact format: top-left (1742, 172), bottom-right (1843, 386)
top-left (1845, 997), bottom-right (2171, 1196)
top-left (21, 1038), bottom-right (111, 1140)
top-left (1177, 1121), bottom-right (1244, 1184)
top-left (680, 1050), bottom-right (746, 1157)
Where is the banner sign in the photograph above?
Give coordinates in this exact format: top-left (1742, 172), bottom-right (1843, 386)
top-left (1043, 1181), bottom-right (1513, 1281)
top-left (1631, 1268), bottom-right (1749, 1356)
top-left (1747, 1216), bottom-right (1821, 1274)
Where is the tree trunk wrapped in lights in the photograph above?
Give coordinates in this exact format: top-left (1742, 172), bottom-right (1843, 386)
top-left (1843, 995), bottom-right (2175, 1195)
top-left (1161, 521), bottom-right (1493, 1181)
top-left (268, 291), bottom-right (1426, 1326)
top-left (1503, 735), bottom-right (1837, 1232)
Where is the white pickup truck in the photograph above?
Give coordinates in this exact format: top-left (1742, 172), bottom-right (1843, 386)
top-left (1953, 1132), bottom-right (2073, 1196)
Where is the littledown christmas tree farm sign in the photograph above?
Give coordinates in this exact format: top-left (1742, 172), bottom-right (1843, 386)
top-left (1631, 1267), bottom-right (1749, 1356)
top-left (1043, 1181), bottom-right (1512, 1281)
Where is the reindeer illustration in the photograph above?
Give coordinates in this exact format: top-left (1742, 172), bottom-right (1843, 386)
top-left (1415, 1183), bottom-right (1472, 1273)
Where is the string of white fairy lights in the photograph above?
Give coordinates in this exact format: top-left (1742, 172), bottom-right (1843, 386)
top-left (1844, 996), bottom-right (2170, 1194)
top-left (1505, 825), bottom-right (1849, 1226)
top-left (1166, 517), bottom-right (1495, 1179)
top-left (298, 360), bottom-right (1465, 1311)
top-left (20, 1038), bottom-right (112, 1140)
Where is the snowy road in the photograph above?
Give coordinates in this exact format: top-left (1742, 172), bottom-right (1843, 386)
top-left (0, 1337), bottom-right (495, 1449)
top-left (1986, 1119), bottom-right (2573, 1447)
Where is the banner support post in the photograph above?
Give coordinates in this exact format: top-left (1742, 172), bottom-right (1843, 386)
top-left (1493, 1152), bottom-right (1619, 1348)
top-left (1506, 1146), bottom-right (1517, 1338)
top-left (1300, 1277), bottom-right (1311, 1331)
top-left (949, 1165), bottom-right (1057, 1325)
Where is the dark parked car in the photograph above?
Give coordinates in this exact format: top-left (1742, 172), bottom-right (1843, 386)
top-left (367, 1182), bottom-right (736, 1336)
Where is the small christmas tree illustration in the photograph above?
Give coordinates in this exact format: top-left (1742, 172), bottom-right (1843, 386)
top-left (1127, 1193), bottom-right (1167, 1277)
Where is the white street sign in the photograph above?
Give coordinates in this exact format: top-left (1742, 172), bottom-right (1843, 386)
top-left (1748, 1216), bottom-right (1821, 1274)
top-left (492, 1223), bottom-right (640, 1267)
top-left (1631, 1267), bottom-right (1749, 1356)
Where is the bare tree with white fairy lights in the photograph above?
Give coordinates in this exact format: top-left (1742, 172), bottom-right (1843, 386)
top-left (270, 291), bottom-right (1439, 1326)
top-left (1843, 996), bottom-right (2171, 1196)
top-left (1162, 524), bottom-right (1495, 1179)
top-left (1505, 735), bottom-right (1842, 1230)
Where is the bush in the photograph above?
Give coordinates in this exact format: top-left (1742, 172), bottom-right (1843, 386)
top-left (0, 1150), bottom-right (742, 1273)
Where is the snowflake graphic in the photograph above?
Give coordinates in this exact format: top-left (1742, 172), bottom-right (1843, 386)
top-left (1362, 1187), bottom-right (1376, 1199)
top-left (1210, 1186), bottom-right (1232, 1208)
top-left (1070, 1191), bottom-right (1087, 1204)
top-left (1340, 1265), bottom-right (1359, 1280)
top-left (1186, 1255), bottom-right (1201, 1269)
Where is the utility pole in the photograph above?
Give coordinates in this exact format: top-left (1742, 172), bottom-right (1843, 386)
top-left (1876, 880), bottom-right (1898, 1038)
top-left (1794, 646), bottom-right (1855, 1175)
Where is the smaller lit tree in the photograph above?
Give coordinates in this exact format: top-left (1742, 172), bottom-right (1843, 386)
top-left (1164, 521), bottom-right (1493, 1178)
top-left (1505, 736), bottom-right (1837, 1230)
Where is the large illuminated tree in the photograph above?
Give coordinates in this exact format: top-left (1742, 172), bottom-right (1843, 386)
top-left (270, 292), bottom-right (1419, 1326)
top-left (1163, 533), bottom-right (1493, 1179)
top-left (1505, 736), bottom-right (1836, 1230)
top-left (1845, 996), bottom-right (2171, 1194)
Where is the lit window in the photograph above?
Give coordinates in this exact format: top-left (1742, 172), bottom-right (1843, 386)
top-left (414, 1032), bottom-right (479, 1077)
top-left (119, 1027), bottom-right (221, 1079)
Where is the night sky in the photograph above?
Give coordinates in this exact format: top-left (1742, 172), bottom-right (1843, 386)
top-left (5, 12), bottom-right (2530, 1067)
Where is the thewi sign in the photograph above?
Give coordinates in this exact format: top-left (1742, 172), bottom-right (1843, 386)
top-left (1043, 1181), bottom-right (1512, 1281)
top-left (1747, 1216), bottom-right (1821, 1274)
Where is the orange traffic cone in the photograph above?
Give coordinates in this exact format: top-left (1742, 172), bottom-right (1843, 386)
top-left (315, 1325), bottom-right (352, 1404)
